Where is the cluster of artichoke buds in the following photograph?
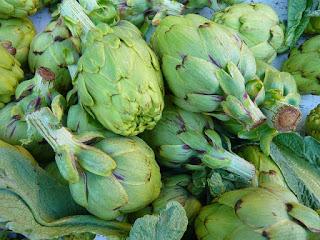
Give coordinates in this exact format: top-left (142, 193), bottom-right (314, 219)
top-left (26, 107), bottom-right (162, 220)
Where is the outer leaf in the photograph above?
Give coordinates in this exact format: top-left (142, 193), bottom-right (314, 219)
top-left (128, 201), bottom-right (188, 240)
top-left (270, 132), bottom-right (320, 209)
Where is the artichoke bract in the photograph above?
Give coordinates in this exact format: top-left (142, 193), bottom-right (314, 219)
top-left (305, 104), bottom-right (320, 141)
top-left (29, 18), bottom-right (80, 94)
top-left (195, 184), bottom-right (320, 240)
top-left (141, 103), bottom-right (256, 182)
top-left (151, 14), bottom-right (266, 130)
top-left (60, 0), bottom-right (164, 136)
top-left (213, 3), bottom-right (284, 63)
top-left (0, 0), bottom-right (40, 18)
top-left (282, 35), bottom-right (320, 95)
top-left (0, 44), bottom-right (24, 109)
top-left (27, 107), bottom-right (162, 220)
top-left (0, 18), bottom-right (36, 65)
top-left (0, 67), bottom-right (63, 162)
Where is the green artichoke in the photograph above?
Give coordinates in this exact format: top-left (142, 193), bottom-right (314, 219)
top-left (282, 35), bottom-right (320, 95)
top-left (27, 107), bottom-right (162, 220)
top-left (253, 61), bottom-right (302, 131)
top-left (0, 0), bottom-right (40, 18)
top-left (195, 184), bottom-right (320, 240)
top-left (61, 0), bottom-right (164, 136)
top-left (141, 103), bottom-right (256, 182)
top-left (305, 104), bottom-right (320, 141)
top-left (151, 14), bottom-right (266, 130)
top-left (213, 3), bottom-right (284, 63)
top-left (0, 67), bottom-right (63, 162)
top-left (0, 44), bottom-right (24, 109)
top-left (29, 18), bottom-right (81, 94)
top-left (0, 18), bottom-right (36, 65)
top-left (305, 17), bottom-right (320, 34)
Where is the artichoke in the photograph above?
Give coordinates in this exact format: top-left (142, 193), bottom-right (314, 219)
top-left (151, 14), bottom-right (266, 130)
top-left (253, 61), bottom-right (302, 131)
top-left (305, 17), bottom-right (320, 34)
top-left (0, 67), bottom-right (63, 162)
top-left (60, 0), bottom-right (164, 136)
top-left (0, 18), bottom-right (36, 65)
top-left (0, 44), bottom-right (24, 109)
top-left (0, 0), bottom-right (40, 18)
top-left (195, 184), bottom-right (320, 240)
top-left (282, 35), bottom-right (320, 95)
top-left (141, 103), bottom-right (256, 182)
top-left (29, 18), bottom-right (81, 94)
top-left (213, 3), bottom-right (284, 63)
top-left (305, 104), bottom-right (320, 141)
top-left (27, 107), bottom-right (162, 220)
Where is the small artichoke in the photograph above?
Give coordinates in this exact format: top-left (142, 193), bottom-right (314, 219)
top-left (0, 67), bottom-right (63, 162)
top-left (305, 104), bottom-right (320, 141)
top-left (141, 103), bottom-right (256, 182)
top-left (151, 14), bottom-right (266, 130)
top-left (195, 184), bottom-right (320, 240)
top-left (29, 18), bottom-right (81, 94)
top-left (282, 35), bottom-right (320, 95)
top-left (61, 0), bottom-right (164, 136)
top-left (253, 61), bottom-right (302, 131)
top-left (0, 44), bottom-right (24, 109)
top-left (0, 18), bottom-right (36, 65)
top-left (27, 107), bottom-right (162, 220)
top-left (0, 0), bottom-right (40, 18)
top-left (213, 3), bottom-right (284, 63)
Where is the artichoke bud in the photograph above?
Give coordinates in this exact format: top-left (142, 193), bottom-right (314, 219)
top-left (141, 104), bottom-right (255, 182)
top-left (282, 35), bottom-right (320, 95)
top-left (0, 18), bottom-right (36, 65)
top-left (28, 17), bottom-right (81, 94)
top-left (0, 44), bottom-right (24, 108)
top-left (61, 0), bottom-right (164, 136)
top-left (195, 185), bottom-right (320, 239)
top-left (212, 3), bottom-right (285, 63)
top-left (27, 107), bottom-right (162, 220)
top-left (0, 0), bottom-right (41, 19)
top-left (305, 104), bottom-right (320, 141)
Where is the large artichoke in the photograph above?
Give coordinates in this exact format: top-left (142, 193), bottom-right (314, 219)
top-left (195, 184), bottom-right (320, 240)
top-left (151, 14), bottom-right (266, 130)
top-left (282, 35), bottom-right (320, 95)
top-left (60, 0), bottom-right (164, 136)
top-left (27, 107), bottom-right (162, 220)
top-left (0, 44), bottom-right (24, 109)
top-left (0, 18), bottom-right (36, 65)
top-left (305, 104), bottom-right (320, 141)
top-left (213, 3), bottom-right (284, 63)
top-left (0, 0), bottom-right (40, 18)
top-left (141, 103), bottom-right (256, 182)
top-left (0, 67), bottom-right (63, 162)
top-left (29, 18), bottom-right (81, 94)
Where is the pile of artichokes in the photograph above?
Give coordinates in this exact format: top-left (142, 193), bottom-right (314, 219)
top-left (0, 0), bottom-right (319, 239)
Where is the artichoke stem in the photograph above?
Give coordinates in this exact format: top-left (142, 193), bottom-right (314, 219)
top-left (26, 108), bottom-right (76, 152)
top-left (60, 0), bottom-right (95, 37)
top-left (262, 102), bottom-right (302, 131)
top-left (202, 148), bottom-right (256, 182)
